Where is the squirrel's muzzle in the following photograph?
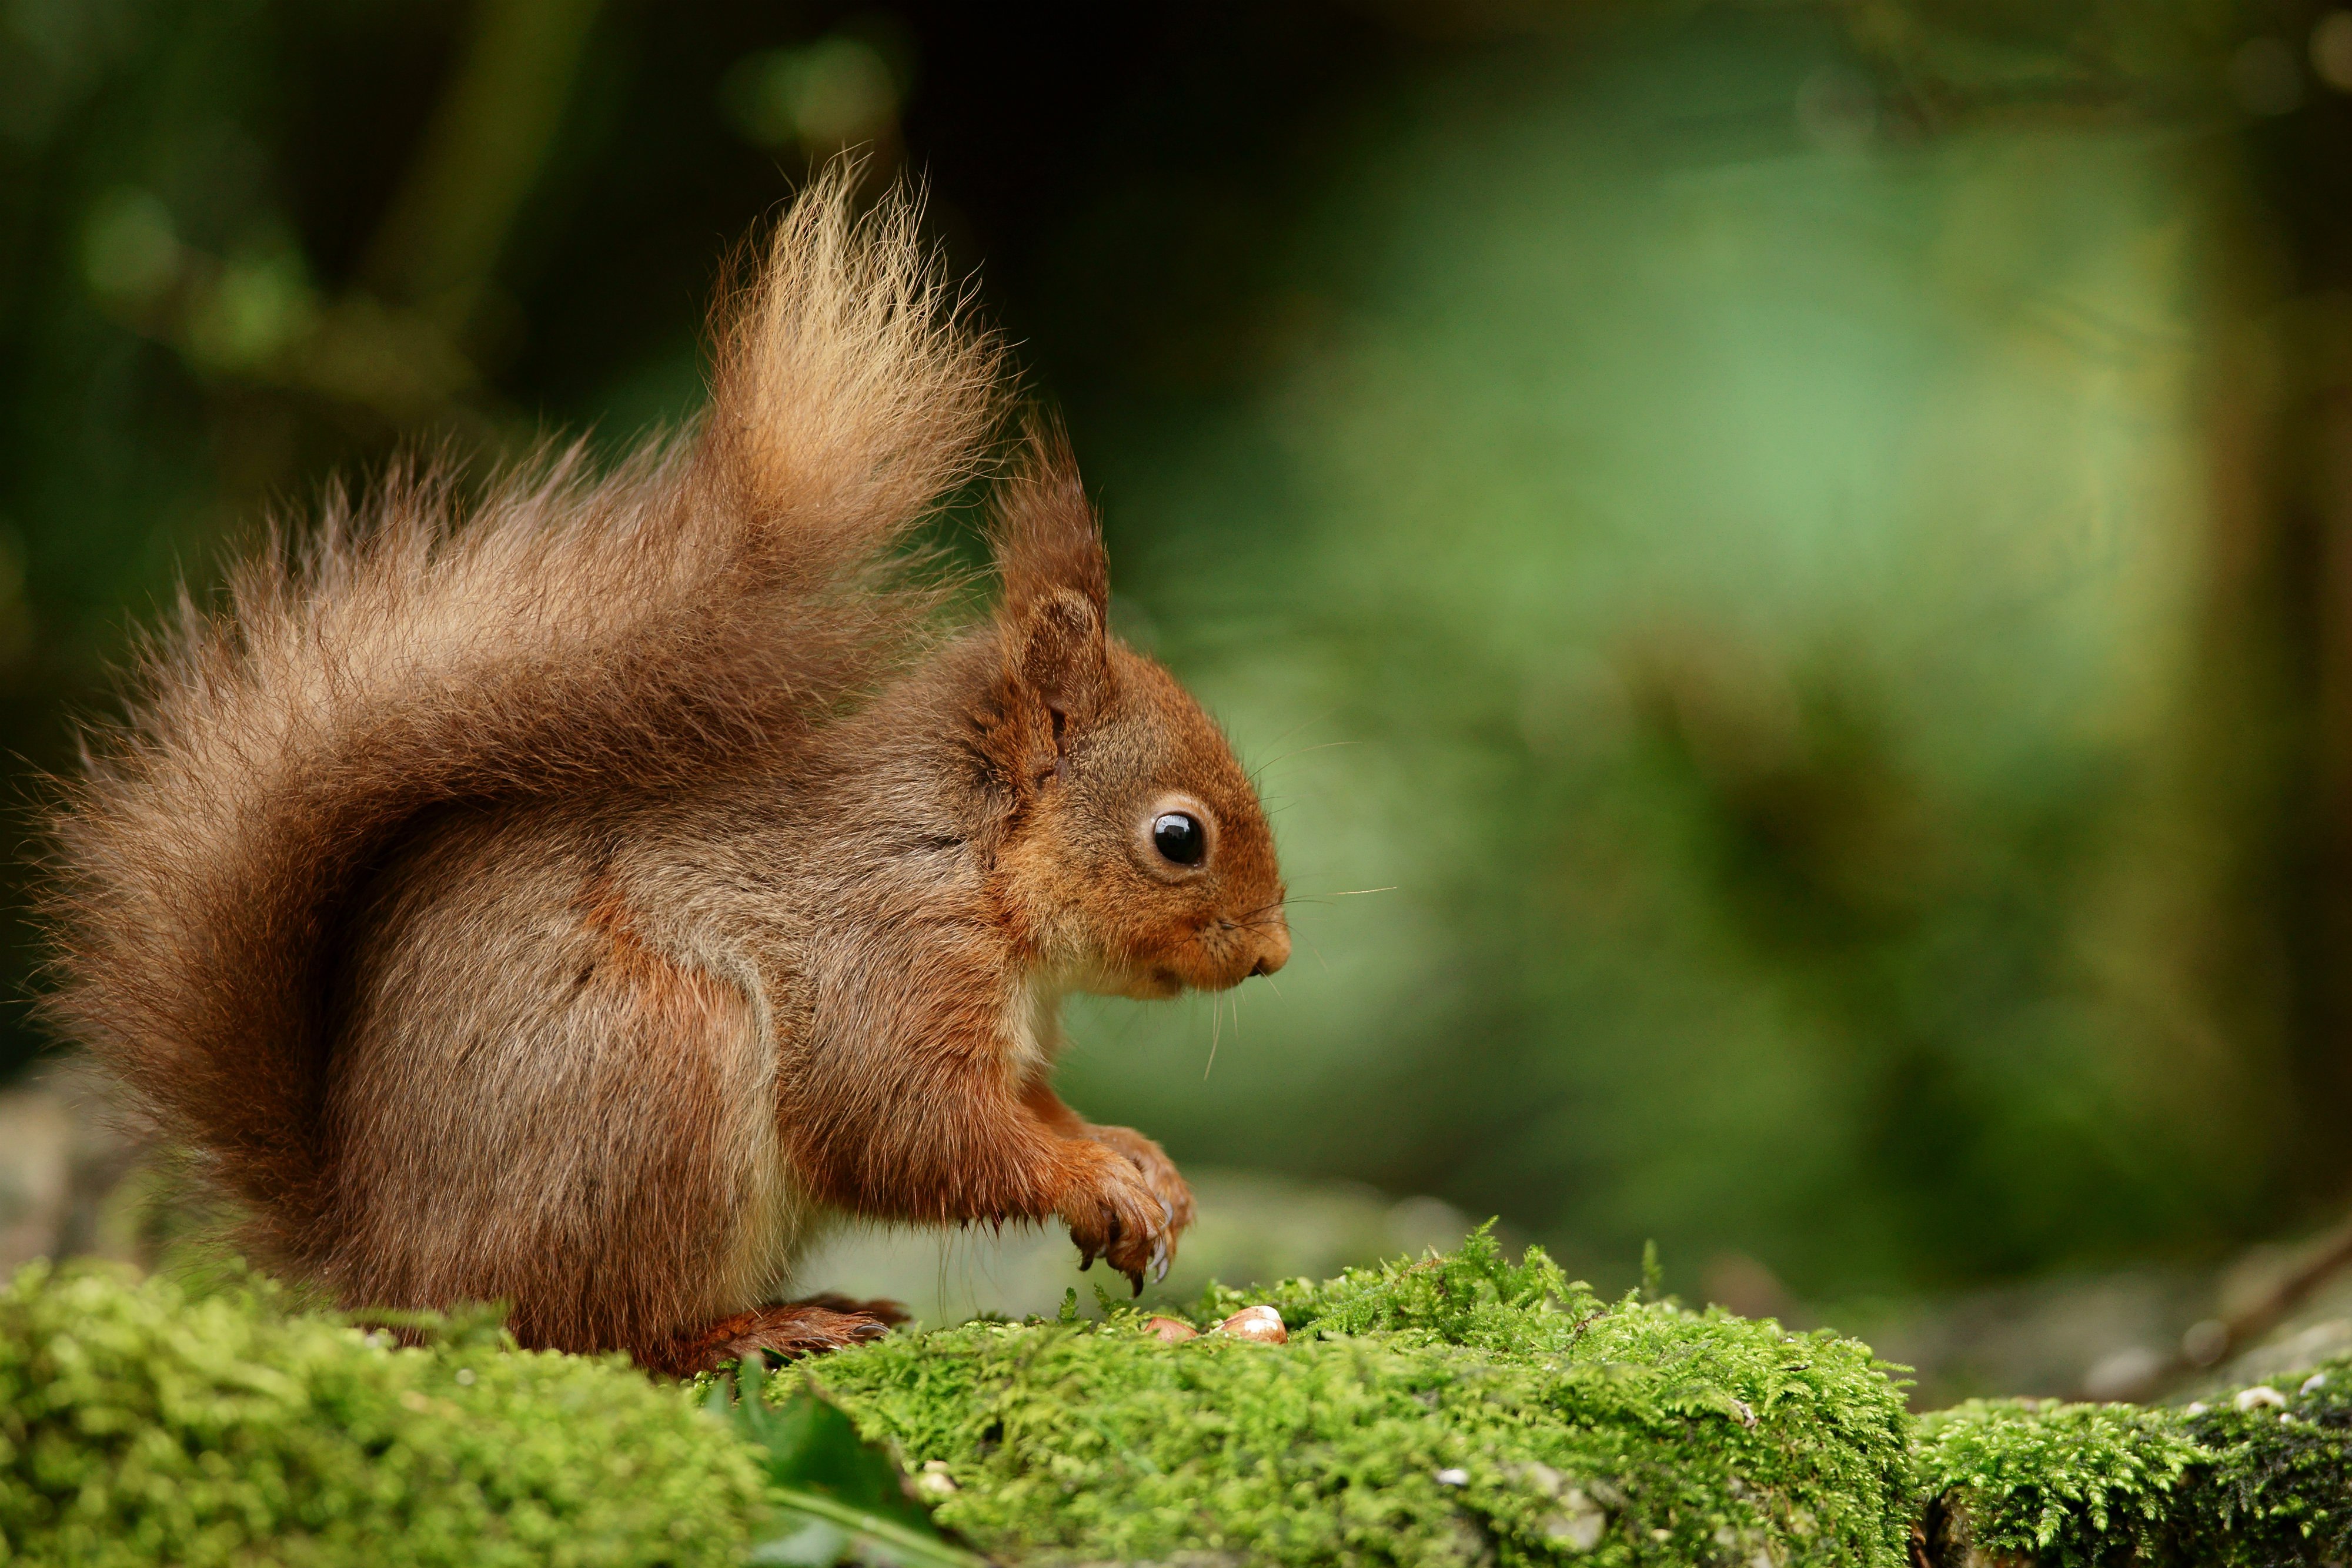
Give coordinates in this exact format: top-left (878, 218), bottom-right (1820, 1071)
top-left (1250, 917), bottom-right (1291, 978)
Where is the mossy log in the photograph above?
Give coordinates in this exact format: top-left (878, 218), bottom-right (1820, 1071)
top-left (4, 1234), bottom-right (2350, 1566)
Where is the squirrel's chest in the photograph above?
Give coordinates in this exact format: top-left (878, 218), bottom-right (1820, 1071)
top-left (1000, 974), bottom-right (1069, 1082)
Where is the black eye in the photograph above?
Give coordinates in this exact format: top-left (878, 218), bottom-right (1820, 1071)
top-left (1151, 812), bottom-right (1207, 867)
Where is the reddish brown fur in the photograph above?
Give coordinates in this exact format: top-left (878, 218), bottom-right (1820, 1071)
top-left (637, 1296), bottom-right (909, 1379)
top-left (41, 173), bottom-right (1287, 1372)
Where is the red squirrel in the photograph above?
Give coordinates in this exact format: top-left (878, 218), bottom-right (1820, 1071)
top-left (42, 175), bottom-right (1289, 1375)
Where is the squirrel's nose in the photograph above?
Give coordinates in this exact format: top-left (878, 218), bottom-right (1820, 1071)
top-left (1251, 918), bottom-right (1291, 978)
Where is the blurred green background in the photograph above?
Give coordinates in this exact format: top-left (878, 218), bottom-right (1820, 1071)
top-left (6, 0), bottom-right (2352, 1342)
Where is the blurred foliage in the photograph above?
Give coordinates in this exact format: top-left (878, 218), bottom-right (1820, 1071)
top-left (1052, 0), bottom-right (2352, 1303)
top-left (5, 0), bottom-right (2352, 1312)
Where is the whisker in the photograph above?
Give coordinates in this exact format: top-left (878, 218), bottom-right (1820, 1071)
top-left (1254, 708), bottom-right (1341, 756)
top-left (1251, 739), bottom-right (1365, 777)
top-left (1204, 994), bottom-right (1222, 1081)
top-left (1249, 745), bottom-right (1361, 795)
top-left (1244, 710), bottom-right (1348, 788)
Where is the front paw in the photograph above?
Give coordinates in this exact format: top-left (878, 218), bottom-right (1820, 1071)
top-left (1055, 1142), bottom-right (1174, 1294)
top-left (1084, 1124), bottom-right (1195, 1257)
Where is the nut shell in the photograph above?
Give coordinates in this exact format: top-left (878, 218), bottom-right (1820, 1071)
top-left (1145, 1315), bottom-right (1199, 1343)
top-left (1217, 1305), bottom-right (1287, 1344)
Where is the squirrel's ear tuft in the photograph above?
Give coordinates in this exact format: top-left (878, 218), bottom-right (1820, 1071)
top-left (991, 419), bottom-right (1108, 626)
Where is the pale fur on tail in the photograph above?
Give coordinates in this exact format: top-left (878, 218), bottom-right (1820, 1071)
top-left (42, 172), bottom-right (1000, 1267)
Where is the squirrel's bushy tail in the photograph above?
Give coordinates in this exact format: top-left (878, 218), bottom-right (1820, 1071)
top-left (44, 174), bottom-right (999, 1265)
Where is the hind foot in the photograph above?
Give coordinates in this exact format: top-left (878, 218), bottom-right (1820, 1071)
top-left (786, 1292), bottom-right (911, 1328)
top-left (637, 1295), bottom-right (907, 1378)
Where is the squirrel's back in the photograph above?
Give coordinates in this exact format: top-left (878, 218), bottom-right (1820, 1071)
top-left (44, 175), bottom-right (1000, 1282)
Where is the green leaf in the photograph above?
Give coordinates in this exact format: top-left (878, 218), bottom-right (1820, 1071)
top-left (761, 1488), bottom-right (987, 1568)
top-left (711, 1359), bottom-right (982, 1567)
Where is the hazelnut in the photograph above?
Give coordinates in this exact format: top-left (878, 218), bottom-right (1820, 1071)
top-left (1145, 1315), bottom-right (1198, 1342)
top-left (1217, 1305), bottom-right (1287, 1344)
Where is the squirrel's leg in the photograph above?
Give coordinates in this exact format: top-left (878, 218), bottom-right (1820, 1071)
top-left (786, 1002), bottom-right (1178, 1289)
top-left (330, 847), bottom-right (826, 1365)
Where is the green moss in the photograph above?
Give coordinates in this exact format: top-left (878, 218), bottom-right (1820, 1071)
top-left (797, 1228), bottom-right (1917, 1566)
top-left (18, 1235), bottom-right (2352, 1567)
top-left (0, 1259), bottom-right (770, 1567)
top-left (1915, 1365), bottom-right (2352, 1566)
top-left (1913, 1399), bottom-right (2203, 1565)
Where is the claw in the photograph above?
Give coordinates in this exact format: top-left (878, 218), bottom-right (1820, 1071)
top-left (1151, 1239), bottom-right (1171, 1284)
top-left (1160, 1197), bottom-right (1175, 1228)
top-left (1126, 1269), bottom-right (1144, 1297)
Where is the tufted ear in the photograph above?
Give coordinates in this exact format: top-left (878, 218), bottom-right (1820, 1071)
top-left (991, 422), bottom-right (1110, 736)
top-left (994, 420), bottom-right (1108, 623)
